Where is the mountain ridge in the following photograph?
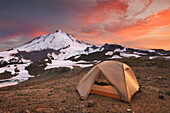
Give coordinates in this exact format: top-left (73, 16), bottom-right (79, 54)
top-left (0, 30), bottom-right (170, 68)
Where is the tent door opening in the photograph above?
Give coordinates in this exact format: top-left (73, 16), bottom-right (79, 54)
top-left (90, 72), bottom-right (121, 100)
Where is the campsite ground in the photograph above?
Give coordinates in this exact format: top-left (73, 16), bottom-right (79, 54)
top-left (0, 58), bottom-right (170, 113)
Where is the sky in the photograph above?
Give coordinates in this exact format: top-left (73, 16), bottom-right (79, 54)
top-left (0, 0), bottom-right (170, 51)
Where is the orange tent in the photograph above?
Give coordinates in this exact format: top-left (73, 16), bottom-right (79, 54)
top-left (76, 61), bottom-right (139, 103)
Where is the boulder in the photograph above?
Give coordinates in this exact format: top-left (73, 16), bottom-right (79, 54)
top-left (87, 100), bottom-right (95, 107)
top-left (158, 94), bottom-right (165, 100)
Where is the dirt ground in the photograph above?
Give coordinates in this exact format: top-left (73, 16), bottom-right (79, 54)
top-left (0, 58), bottom-right (170, 113)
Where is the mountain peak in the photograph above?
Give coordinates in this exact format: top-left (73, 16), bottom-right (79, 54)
top-left (14, 30), bottom-right (91, 52)
top-left (55, 29), bottom-right (63, 33)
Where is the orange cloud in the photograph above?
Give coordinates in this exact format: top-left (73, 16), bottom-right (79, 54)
top-left (31, 29), bottom-right (48, 38)
top-left (78, 0), bottom-right (128, 26)
top-left (122, 36), bottom-right (170, 50)
top-left (115, 8), bottom-right (170, 42)
top-left (76, 7), bottom-right (170, 50)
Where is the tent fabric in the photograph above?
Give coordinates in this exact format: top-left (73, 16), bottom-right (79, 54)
top-left (76, 60), bottom-right (139, 103)
top-left (91, 84), bottom-right (121, 100)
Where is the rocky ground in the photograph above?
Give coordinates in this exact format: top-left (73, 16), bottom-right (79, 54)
top-left (0, 58), bottom-right (170, 113)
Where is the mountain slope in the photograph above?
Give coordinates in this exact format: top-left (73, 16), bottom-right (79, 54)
top-left (0, 30), bottom-right (170, 68)
top-left (0, 30), bottom-right (170, 88)
top-left (15, 30), bottom-right (91, 53)
top-left (0, 30), bottom-right (100, 66)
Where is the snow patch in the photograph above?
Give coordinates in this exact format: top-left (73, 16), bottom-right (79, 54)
top-left (148, 49), bottom-right (155, 53)
top-left (120, 53), bottom-right (140, 58)
top-left (111, 55), bottom-right (122, 59)
top-left (0, 80), bottom-right (18, 88)
top-left (76, 60), bottom-right (90, 63)
top-left (45, 60), bottom-right (93, 70)
top-left (105, 51), bottom-right (114, 56)
top-left (0, 50), bottom-right (18, 62)
top-left (51, 52), bottom-right (59, 59)
top-left (133, 52), bottom-right (147, 55)
top-left (149, 56), bottom-right (158, 59)
top-left (140, 49), bottom-right (155, 53)
top-left (163, 56), bottom-right (170, 60)
top-left (0, 63), bottom-right (33, 88)
top-left (74, 55), bottom-right (80, 59)
top-left (14, 31), bottom-right (96, 60)
top-left (158, 52), bottom-right (166, 55)
top-left (44, 59), bottom-right (48, 61)
top-left (94, 60), bottom-right (101, 64)
top-left (114, 47), bottom-right (126, 53)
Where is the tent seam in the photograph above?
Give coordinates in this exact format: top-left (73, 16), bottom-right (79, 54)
top-left (122, 64), bottom-right (129, 102)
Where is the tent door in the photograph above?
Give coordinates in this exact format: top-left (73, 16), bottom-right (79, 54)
top-left (90, 74), bottom-right (121, 100)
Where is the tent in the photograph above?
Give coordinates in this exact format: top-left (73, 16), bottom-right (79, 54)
top-left (76, 60), bottom-right (139, 103)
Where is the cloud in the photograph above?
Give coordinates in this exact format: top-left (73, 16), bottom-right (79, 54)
top-left (122, 36), bottom-right (170, 50)
top-left (115, 8), bottom-right (170, 41)
top-left (0, 0), bottom-right (170, 50)
top-left (75, 0), bottom-right (154, 36)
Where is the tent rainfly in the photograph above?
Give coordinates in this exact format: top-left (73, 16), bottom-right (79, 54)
top-left (76, 61), bottom-right (139, 103)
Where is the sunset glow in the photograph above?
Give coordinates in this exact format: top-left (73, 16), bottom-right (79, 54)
top-left (0, 0), bottom-right (170, 50)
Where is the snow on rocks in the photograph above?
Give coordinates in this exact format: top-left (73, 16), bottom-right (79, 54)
top-left (148, 56), bottom-right (170, 60)
top-left (14, 30), bottom-right (99, 60)
top-left (0, 81), bottom-right (18, 88)
top-left (163, 56), bottom-right (170, 60)
top-left (105, 51), bottom-right (114, 56)
top-left (114, 47), bottom-right (126, 53)
top-left (133, 52), bottom-right (147, 55)
top-left (147, 49), bottom-right (155, 53)
top-left (110, 55), bottom-right (122, 59)
top-left (45, 60), bottom-right (93, 70)
top-left (74, 55), bottom-right (80, 59)
top-left (140, 49), bottom-right (155, 53)
top-left (0, 63), bottom-right (33, 88)
top-left (93, 60), bottom-right (101, 64)
top-left (149, 56), bottom-right (159, 59)
top-left (120, 53), bottom-right (140, 58)
top-left (0, 50), bottom-right (18, 60)
top-left (158, 52), bottom-right (167, 56)
top-left (0, 50), bottom-right (19, 63)
top-left (44, 59), bottom-right (48, 61)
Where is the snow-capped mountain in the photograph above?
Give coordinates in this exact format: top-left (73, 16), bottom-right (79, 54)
top-left (69, 43), bottom-right (170, 62)
top-left (0, 29), bottom-right (170, 88)
top-left (15, 30), bottom-right (92, 53)
top-left (0, 29), bottom-right (170, 68)
top-left (0, 30), bottom-right (100, 67)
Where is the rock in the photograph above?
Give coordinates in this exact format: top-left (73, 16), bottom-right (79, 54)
top-left (136, 76), bottom-right (141, 79)
top-left (87, 100), bottom-right (95, 107)
top-left (127, 108), bottom-right (132, 112)
top-left (61, 100), bottom-right (66, 103)
top-left (165, 84), bottom-right (168, 88)
top-left (26, 109), bottom-right (30, 113)
top-left (147, 77), bottom-right (151, 81)
top-left (114, 104), bottom-right (119, 108)
top-left (48, 93), bottom-right (52, 96)
top-left (79, 104), bottom-right (85, 108)
top-left (127, 109), bottom-right (134, 113)
top-left (142, 90), bottom-right (146, 94)
top-left (15, 67), bottom-right (20, 72)
top-left (158, 76), bottom-right (162, 79)
top-left (141, 85), bottom-right (145, 88)
top-left (158, 94), bottom-right (165, 99)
